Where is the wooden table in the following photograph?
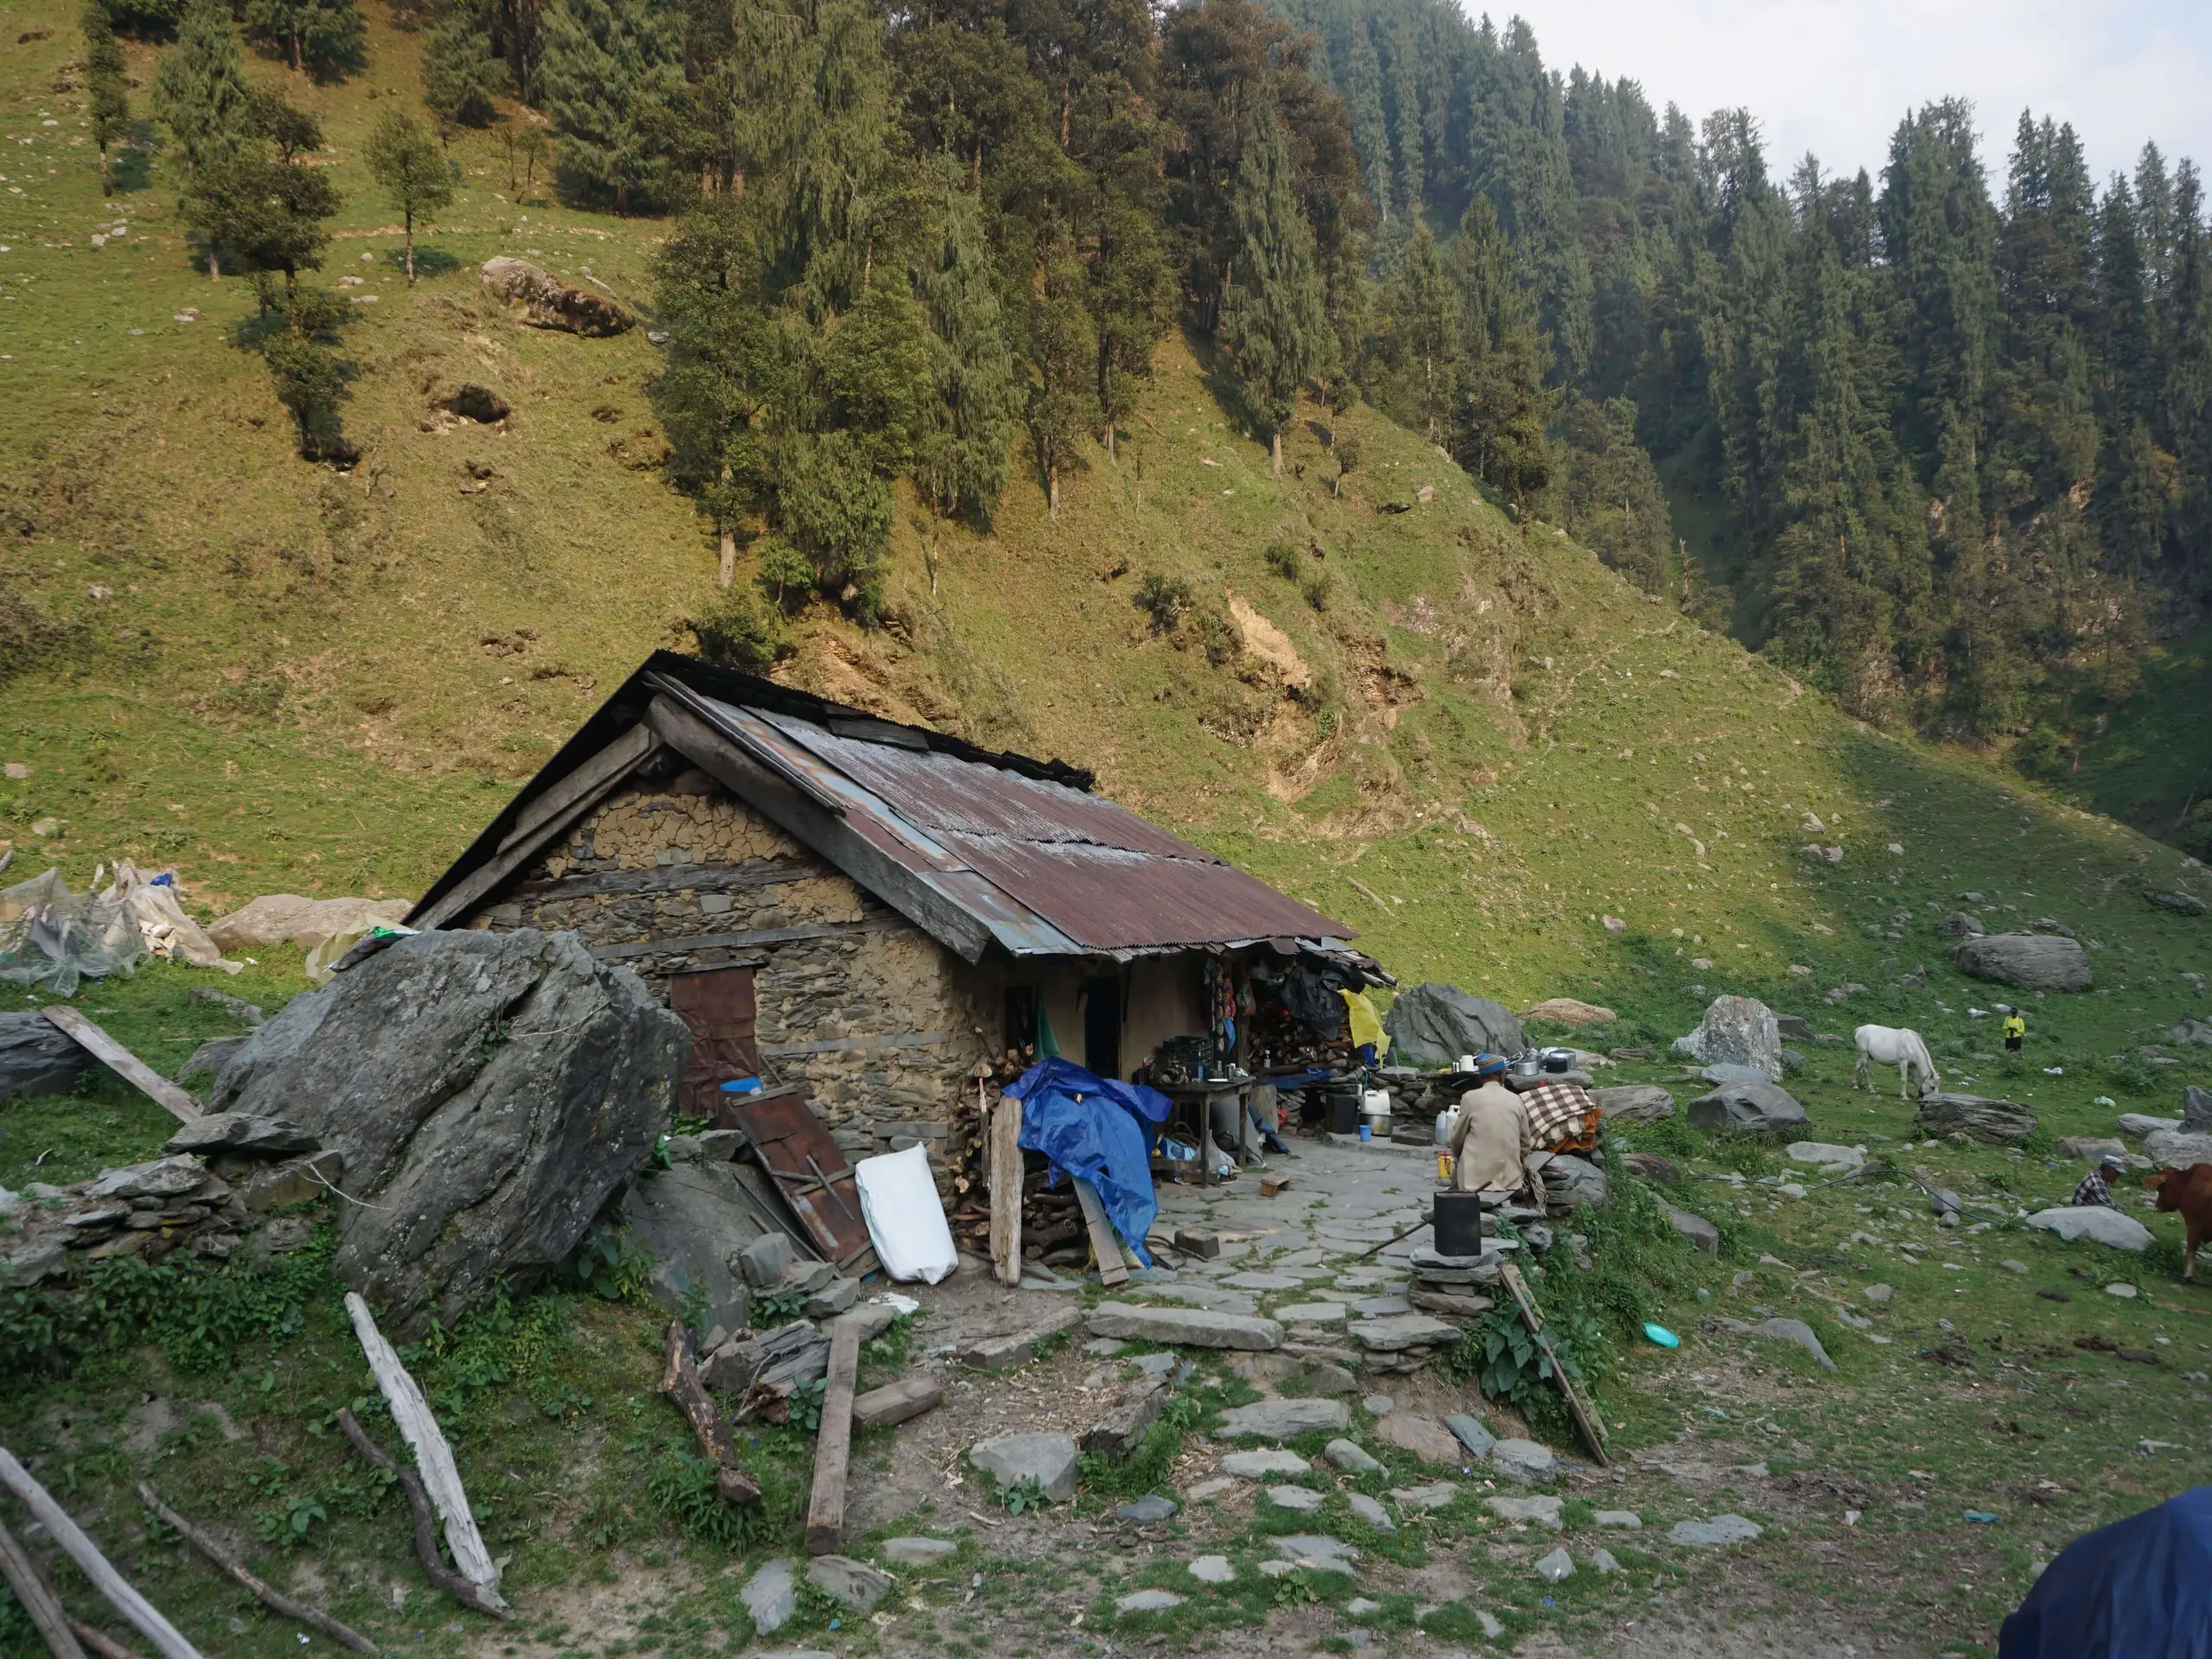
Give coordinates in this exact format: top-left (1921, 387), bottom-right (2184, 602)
top-left (1154, 1079), bottom-right (1253, 1172)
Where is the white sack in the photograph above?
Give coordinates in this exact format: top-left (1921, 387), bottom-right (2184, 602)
top-left (853, 1142), bottom-right (957, 1285)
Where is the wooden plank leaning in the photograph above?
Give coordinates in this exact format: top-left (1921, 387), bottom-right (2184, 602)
top-left (0, 1448), bottom-right (202, 1659)
top-left (36, 1008), bottom-right (199, 1125)
top-left (1497, 1262), bottom-right (1609, 1467)
top-left (0, 1512), bottom-right (89, 1659)
top-left (657, 1322), bottom-right (762, 1505)
top-left (987, 1091), bottom-right (1023, 1289)
top-left (135, 1484), bottom-right (378, 1656)
top-left (343, 1294), bottom-right (507, 1610)
top-left (1071, 1179), bottom-right (1128, 1289)
top-left (804, 1318), bottom-right (863, 1556)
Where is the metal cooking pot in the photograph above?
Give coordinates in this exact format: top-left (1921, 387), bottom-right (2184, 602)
top-left (1508, 1054), bottom-right (1543, 1080)
top-left (1541, 1046), bottom-right (1576, 1074)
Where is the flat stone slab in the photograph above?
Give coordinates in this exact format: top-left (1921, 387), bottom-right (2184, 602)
top-left (1487, 1495), bottom-right (1564, 1529)
top-left (1350, 1313), bottom-right (1461, 1352)
top-left (1132, 1352), bottom-right (1179, 1375)
top-left (1376, 1414), bottom-right (1462, 1465)
top-left (1137, 1284), bottom-right (1261, 1316)
top-left (1350, 1295), bottom-right (1413, 1318)
top-left (1275, 1535), bottom-right (1359, 1571)
top-left (1184, 1477), bottom-right (1237, 1501)
top-left (1488, 1439), bottom-right (1556, 1484)
top-left (1390, 1484), bottom-right (1459, 1511)
top-left (1116, 1495), bottom-right (1179, 1524)
top-left (743, 1559), bottom-right (797, 1636)
top-left (1670, 1515), bottom-right (1764, 1548)
top-left (1083, 1338), bottom-right (1128, 1357)
top-left (1786, 1141), bottom-right (1864, 1171)
top-left (2026, 1206), bottom-right (2154, 1251)
top-left (969, 1432), bottom-right (1079, 1502)
top-left (1345, 1491), bottom-right (1395, 1532)
top-left (1593, 1510), bottom-right (1643, 1529)
top-left (1275, 1301), bottom-right (1349, 1325)
top-left (1188, 1555), bottom-right (1235, 1584)
top-left (1747, 1317), bottom-right (1836, 1370)
top-left (1218, 1398), bottom-right (1351, 1439)
top-left (1088, 1301), bottom-right (1284, 1351)
top-left (1445, 1414), bottom-right (1496, 1459)
top-left (1267, 1485), bottom-right (1326, 1513)
top-left (805, 1556), bottom-right (893, 1611)
top-left (1325, 1439), bottom-right (1383, 1475)
top-left (880, 1537), bottom-right (957, 1567)
top-left (1535, 1547), bottom-right (1574, 1581)
top-left (1222, 1272), bottom-right (1306, 1290)
top-left (1115, 1589), bottom-right (1183, 1614)
top-left (1221, 1449), bottom-right (1311, 1478)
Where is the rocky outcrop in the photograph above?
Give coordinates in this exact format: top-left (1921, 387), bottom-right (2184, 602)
top-left (1671, 996), bottom-right (1782, 1082)
top-left (1519, 998), bottom-right (1615, 1028)
top-left (2184, 1085), bottom-right (2212, 1134)
top-left (206, 928), bottom-right (690, 1332)
top-left (1592, 1084), bottom-right (1674, 1123)
top-left (1913, 1092), bottom-right (2037, 1145)
top-left (1686, 1079), bottom-right (1808, 1135)
top-left (1537, 1153), bottom-right (1608, 1210)
top-left (2141, 1128), bottom-right (2212, 1169)
top-left (2146, 890), bottom-right (2206, 916)
top-left (480, 257), bottom-right (634, 337)
top-left (1383, 983), bottom-right (1525, 1065)
top-left (1951, 931), bottom-right (2093, 991)
top-left (0, 1011), bottom-right (91, 1101)
top-left (1940, 911), bottom-right (1986, 937)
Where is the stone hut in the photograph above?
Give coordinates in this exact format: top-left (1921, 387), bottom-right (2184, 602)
top-left (407, 653), bottom-right (1357, 1173)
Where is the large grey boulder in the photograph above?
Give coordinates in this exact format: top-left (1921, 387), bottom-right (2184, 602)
top-left (1913, 1093), bottom-right (2037, 1145)
top-left (1538, 1154), bottom-right (1608, 1210)
top-left (1747, 1317), bottom-right (1834, 1370)
top-left (2025, 1206), bottom-right (2153, 1251)
top-left (1592, 1084), bottom-right (1674, 1124)
top-left (1672, 996), bottom-right (1782, 1082)
top-left (480, 257), bottom-right (635, 336)
top-left (2119, 1114), bottom-right (2182, 1140)
top-left (0, 1012), bottom-right (90, 1101)
top-left (206, 928), bottom-right (690, 1332)
top-left (1687, 1080), bottom-right (1808, 1136)
top-left (2171, 1020), bottom-right (2212, 1047)
top-left (1953, 932), bottom-right (2093, 992)
top-left (2147, 891), bottom-right (2207, 916)
top-left (1659, 1201), bottom-right (1719, 1255)
top-left (2142, 1128), bottom-right (2212, 1169)
top-left (1384, 983), bottom-right (1525, 1066)
top-left (622, 1159), bottom-right (770, 1334)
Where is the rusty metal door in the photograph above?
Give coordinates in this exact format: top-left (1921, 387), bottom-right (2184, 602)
top-left (668, 967), bottom-right (760, 1124)
top-left (726, 1092), bottom-right (878, 1273)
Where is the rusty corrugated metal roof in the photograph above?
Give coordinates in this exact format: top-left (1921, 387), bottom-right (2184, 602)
top-left (667, 678), bottom-right (1352, 958)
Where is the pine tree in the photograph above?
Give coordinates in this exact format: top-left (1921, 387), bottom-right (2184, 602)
top-left (423, 3), bottom-right (512, 130)
top-left (539, 0), bottom-right (685, 213)
top-left (1090, 188), bottom-right (1170, 461)
top-left (1379, 219), bottom-right (1458, 441)
top-left (1382, 20), bottom-right (1421, 223)
top-left (1029, 222), bottom-right (1098, 518)
top-left (1339, 16), bottom-right (1389, 226)
top-left (1219, 93), bottom-right (1327, 475)
top-left (912, 169), bottom-right (1017, 523)
top-left (154, 0), bottom-right (251, 177)
top-left (82, 6), bottom-right (130, 199)
top-left (241, 0), bottom-right (365, 79)
top-left (365, 108), bottom-right (453, 283)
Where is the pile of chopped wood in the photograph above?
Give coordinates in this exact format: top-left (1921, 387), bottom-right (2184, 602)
top-left (944, 1052), bottom-right (1097, 1264)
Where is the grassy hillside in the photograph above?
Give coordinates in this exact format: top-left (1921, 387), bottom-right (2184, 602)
top-left (2069, 623), bottom-right (2212, 847)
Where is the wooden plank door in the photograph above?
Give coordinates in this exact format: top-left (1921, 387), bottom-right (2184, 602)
top-left (668, 967), bottom-right (760, 1125)
top-left (726, 1092), bottom-right (878, 1274)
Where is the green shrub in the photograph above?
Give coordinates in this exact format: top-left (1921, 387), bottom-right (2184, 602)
top-left (753, 536), bottom-right (817, 613)
top-left (1134, 572), bottom-right (1192, 632)
top-left (1300, 571), bottom-right (1330, 612)
top-left (1263, 540), bottom-right (1300, 579)
top-left (692, 586), bottom-right (792, 672)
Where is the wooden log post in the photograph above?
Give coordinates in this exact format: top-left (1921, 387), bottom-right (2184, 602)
top-left (0, 1514), bottom-right (88, 1659)
top-left (333, 1413), bottom-right (511, 1622)
top-left (1071, 1179), bottom-right (1128, 1288)
top-left (657, 1323), bottom-right (762, 1505)
top-left (0, 1450), bottom-right (202, 1659)
top-left (135, 1485), bottom-right (378, 1656)
top-left (66, 1621), bottom-right (140, 1659)
top-left (849, 1375), bottom-right (942, 1433)
top-left (804, 1318), bottom-right (862, 1556)
top-left (988, 1094), bottom-right (1023, 1288)
top-left (342, 1295), bottom-right (505, 1603)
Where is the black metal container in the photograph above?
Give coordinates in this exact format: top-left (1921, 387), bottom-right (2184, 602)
top-left (1433, 1190), bottom-right (1485, 1255)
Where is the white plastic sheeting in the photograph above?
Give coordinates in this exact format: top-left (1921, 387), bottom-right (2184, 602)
top-left (852, 1142), bottom-right (957, 1284)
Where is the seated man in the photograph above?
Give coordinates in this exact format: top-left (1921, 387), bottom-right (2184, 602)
top-left (1448, 1056), bottom-right (1531, 1198)
top-left (2070, 1154), bottom-right (2126, 1211)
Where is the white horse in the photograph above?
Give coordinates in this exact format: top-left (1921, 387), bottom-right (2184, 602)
top-left (1853, 1025), bottom-right (1941, 1099)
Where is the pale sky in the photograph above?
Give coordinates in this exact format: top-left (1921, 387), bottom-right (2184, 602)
top-left (1497, 0), bottom-right (2212, 188)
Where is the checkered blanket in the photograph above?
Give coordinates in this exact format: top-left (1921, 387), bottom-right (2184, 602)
top-left (1520, 1080), bottom-right (1601, 1152)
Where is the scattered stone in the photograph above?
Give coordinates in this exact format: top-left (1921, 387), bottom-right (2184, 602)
top-left (1267, 1485), bottom-right (1326, 1513)
top-left (1113, 1589), bottom-right (1182, 1615)
top-left (1487, 1440), bottom-right (1555, 1484)
top-left (1188, 1555), bottom-right (1234, 1585)
top-left (1483, 1493), bottom-right (1560, 1529)
top-left (1999, 1260), bottom-right (2030, 1275)
top-left (1593, 1084), bottom-right (1675, 1124)
top-left (1223, 1271), bottom-right (1304, 1291)
top-left (1941, 912), bottom-right (1986, 937)
top-left (2026, 1207), bottom-right (2154, 1251)
top-left (739, 1232), bottom-right (795, 1289)
top-left (1351, 1296), bottom-right (1413, 1319)
top-left (1350, 1314), bottom-right (1460, 1353)
top-left (1221, 1449), bottom-right (1310, 1478)
top-left (1535, 1547), bottom-right (1574, 1581)
top-left (1084, 1338), bottom-right (1128, 1357)
top-left (1132, 1351), bottom-right (1179, 1376)
top-left (1185, 1477), bottom-right (1236, 1501)
top-left (1116, 1495), bottom-right (1179, 1525)
top-left (1522, 997), bottom-right (1616, 1027)
top-left (1865, 1283), bottom-right (1893, 1306)
top-left (1255, 1560), bottom-right (1301, 1579)
top-left (2118, 1114), bottom-right (2182, 1140)
top-left (2185, 1085), bottom-right (2212, 1133)
top-left (2056, 1136), bottom-right (2127, 1160)
top-left (1275, 1301), bottom-right (1347, 1325)
top-left (1539, 1154), bottom-right (1610, 1209)
top-left (1087, 1301), bottom-right (1283, 1351)
top-left (1785, 1141), bottom-right (1864, 1172)
top-left (742, 1559), bottom-right (798, 1635)
top-left (1915, 1093), bottom-right (2038, 1145)
top-left (1953, 932), bottom-right (2094, 992)
top-left (1375, 1414), bottom-right (1461, 1465)
top-left (2146, 892), bottom-right (2207, 916)
top-left (1672, 995), bottom-right (1783, 1081)
top-left (2171, 1020), bottom-right (2212, 1048)
top-left (85, 1156), bottom-right (212, 1201)
top-left (1361, 1392), bottom-right (1395, 1414)
top-left (1660, 1201), bottom-right (1721, 1255)
top-left (880, 1537), bottom-right (957, 1567)
top-left (1389, 1483), bottom-right (1459, 1511)
top-left (1621, 1151), bottom-right (1680, 1185)
top-left (623, 1157), bottom-right (769, 1334)
top-left (969, 1433), bottom-right (1080, 1503)
top-left (1590, 1548), bottom-right (1622, 1575)
top-left (1345, 1492), bottom-right (1395, 1532)
top-left (1171, 1226), bottom-right (1221, 1257)
top-left (2143, 1128), bottom-right (2212, 1168)
top-left (804, 1276), bottom-right (858, 1319)
top-left (2106, 1282), bottom-right (2139, 1300)
top-left (1219, 1398), bottom-right (1351, 1438)
top-left (962, 1304), bottom-right (1086, 1369)
top-left (1444, 1414), bottom-right (1496, 1460)
top-left (1669, 1516), bottom-right (1764, 1548)
top-left (0, 1012), bottom-right (93, 1101)
top-left (480, 256), bottom-right (635, 335)
top-left (1347, 1596), bottom-right (1382, 1615)
top-left (1274, 1535), bottom-right (1359, 1571)
top-left (1688, 1081), bottom-right (1808, 1135)
top-left (1325, 1439), bottom-right (1383, 1475)
top-left (1594, 1510), bottom-right (1643, 1529)
top-left (1747, 1318), bottom-right (1835, 1370)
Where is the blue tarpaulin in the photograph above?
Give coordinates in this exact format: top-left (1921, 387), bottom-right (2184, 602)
top-left (1999, 1486), bottom-right (2212, 1659)
top-left (1003, 1058), bottom-right (1169, 1269)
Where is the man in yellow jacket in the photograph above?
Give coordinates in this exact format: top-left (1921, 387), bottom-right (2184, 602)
top-left (2003, 1011), bottom-right (2026, 1052)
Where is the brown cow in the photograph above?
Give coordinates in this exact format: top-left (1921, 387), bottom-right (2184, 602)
top-left (2145, 1165), bottom-right (2212, 1281)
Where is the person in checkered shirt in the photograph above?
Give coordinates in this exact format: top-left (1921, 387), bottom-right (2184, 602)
top-left (2070, 1154), bottom-right (2126, 1211)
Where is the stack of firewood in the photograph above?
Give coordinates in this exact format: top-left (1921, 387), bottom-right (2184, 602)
top-left (944, 1049), bottom-right (1085, 1260)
